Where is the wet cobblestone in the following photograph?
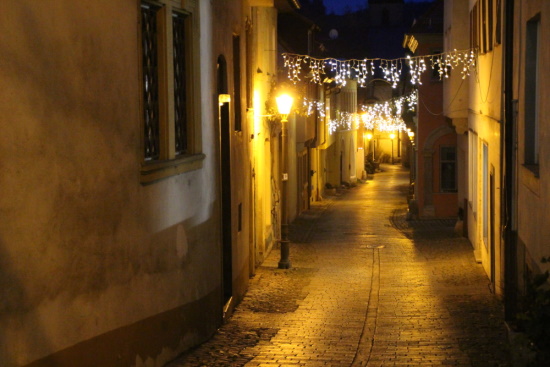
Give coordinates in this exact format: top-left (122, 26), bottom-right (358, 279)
top-left (166, 165), bottom-right (511, 367)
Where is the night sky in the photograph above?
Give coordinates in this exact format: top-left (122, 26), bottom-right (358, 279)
top-left (323, 0), bottom-right (434, 15)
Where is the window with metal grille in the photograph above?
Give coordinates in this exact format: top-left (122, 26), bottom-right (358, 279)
top-left (141, 2), bottom-right (161, 161)
top-left (139, 0), bottom-right (202, 183)
top-left (232, 35), bottom-right (242, 132)
top-left (524, 14), bottom-right (540, 175)
top-left (440, 146), bottom-right (457, 192)
top-left (173, 11), bottom-right (188, 155)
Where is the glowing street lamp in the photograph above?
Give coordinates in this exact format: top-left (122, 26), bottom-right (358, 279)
top-left (407, 130), bottom-right (415, 145)
top-left (276, 93), bottom-right (294, 269)
top-left (276, 94), bottom-right (293, 118)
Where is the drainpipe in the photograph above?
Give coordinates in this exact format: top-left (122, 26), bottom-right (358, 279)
top-left (502, 0), bottom-right (517, 322)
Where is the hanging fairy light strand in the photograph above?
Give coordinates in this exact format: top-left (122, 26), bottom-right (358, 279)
top-left (359, 90), bottom-right (418, 132)
top-left (309, 90), bottom-right (419, 135)
top-left (300, 97), bottom-right (326, 118)
top-left (329, 112), bottom-right (358, 134)
top-left (282, 48), bottom-right (477, 88)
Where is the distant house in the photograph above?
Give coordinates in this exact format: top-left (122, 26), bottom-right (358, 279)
top-left (404, 0), bottom-right (459, 219)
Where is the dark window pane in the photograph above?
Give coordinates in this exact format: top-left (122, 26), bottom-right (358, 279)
top-left (441, 146), bottom-right (457, 192)
top-left (233, 35), bottom-right (242, 132)
top-left (142, 3), bottom-right (161, 161)
top-left (441, 146), bottom-right (456, 161)
top-left (173, 11), bottom-right (188, 156)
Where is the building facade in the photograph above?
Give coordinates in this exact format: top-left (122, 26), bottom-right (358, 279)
top-left (405, 0), bottom-right (459, 219)
top-left (511, 0), bottom-right (550, 307)
top-left (0, 0), bottom-right (285, 365)
top-left (443, 0), bottom-right (550, 314)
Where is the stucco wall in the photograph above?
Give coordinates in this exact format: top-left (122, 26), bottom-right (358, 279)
top-left (443, 0), bottom-right (470, 120)
top-left (467, 9), bottom-right (504, 290)
top-left (0, 0), bottom-right (255, 365)
top-left (251, 6), bottom-right (279, 265)
top-left (515, 0), bottom-right (550, 274)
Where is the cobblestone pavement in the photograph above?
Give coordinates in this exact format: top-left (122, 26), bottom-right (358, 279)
top-left (166, 165), bottom-right (510, 367)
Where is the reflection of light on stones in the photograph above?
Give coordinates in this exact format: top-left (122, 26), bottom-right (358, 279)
top-left (366, 244), bottom-right (386, 249)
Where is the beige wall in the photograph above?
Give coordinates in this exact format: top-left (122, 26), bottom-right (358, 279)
top-left (443, 0), bottom-right (469, 122)
top-left (251, 6), bottom-right (279, 265)
top-left (514, 0), bottom-right (550, 274)
top-left (0, 0), bottom-right (266, 365)
top-left (464, 0), bottom-right (504, 294)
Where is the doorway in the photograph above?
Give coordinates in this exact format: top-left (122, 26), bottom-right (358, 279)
top-left (217, 55), bottom-right (233, 310)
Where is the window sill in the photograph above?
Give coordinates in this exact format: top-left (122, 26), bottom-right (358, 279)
top-left (523, 164), bottom-right (540, 178)
top-left (141, 153), bottom-right (206, 184)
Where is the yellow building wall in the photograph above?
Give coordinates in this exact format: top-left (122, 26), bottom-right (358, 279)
top-left (514, 0), bottom-right (550, 275)
top-left (467, 33), bottom-right (504, 294)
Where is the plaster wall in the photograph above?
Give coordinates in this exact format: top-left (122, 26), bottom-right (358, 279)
top-left (0, 0), bottom-right (257, 365)
top-left (514, 0), bottom-right (550, 274)
top-left (248, 5), bottom-right (279, 266)
top-left (443, 0), bottom-right (470, 120)
top-left (467, 35), bottom-right (503, 291)
top-left (211, 0), bottom-right (255, 307)
top-left (325, 138), bottom-right (344, 187)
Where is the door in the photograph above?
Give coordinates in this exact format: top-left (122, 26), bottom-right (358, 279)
top-left (217, 56), bottom-right (233, 309)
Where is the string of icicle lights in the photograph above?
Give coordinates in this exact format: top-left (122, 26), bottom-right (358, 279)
top-left (329, 112), bottom-right (407, 135)
top-left (282, 49), bottom-right (477, 88)
top-left (328, 91), bottom-right (417, 134)
top-left (300, 97), bottom-right (326, 118)
top-left (360, 91), bottom-right (417, 131)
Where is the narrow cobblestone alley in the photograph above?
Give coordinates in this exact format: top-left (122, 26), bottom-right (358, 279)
top-left (166, 165), bottom-right (510, 367)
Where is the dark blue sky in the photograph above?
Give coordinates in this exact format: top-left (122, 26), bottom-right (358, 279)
top-left (323, 0), bottom-right (433, 15)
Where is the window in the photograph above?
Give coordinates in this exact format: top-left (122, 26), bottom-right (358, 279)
top-left (482, 0), bottom-right (488, 52)
top-left (173, 11), bottom-right (188, 155)
top-left (469, 131), bottom-right (478, 214)
top-left (440, 146), bottom-right (457, 192)
top-left (470, 3), bottom-right (478, 50)
top-left (141, 2), bottom-right (162, 161)
top-left (232, 35), bottom-right (242, 132)
top-left (524, 15), bottom-right (540, 175)
top-left (495, 0), bottom-right (502, 45)
top-left (470, 0), bottom-right (499, 54)
top-left (482, 143), bottom-right (489, 246)
top-left (140, 0), bottom-right (203, 183)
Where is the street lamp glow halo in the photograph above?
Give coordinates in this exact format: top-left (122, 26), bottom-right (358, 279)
top-left (276, 94), bottom-right (294, 117)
